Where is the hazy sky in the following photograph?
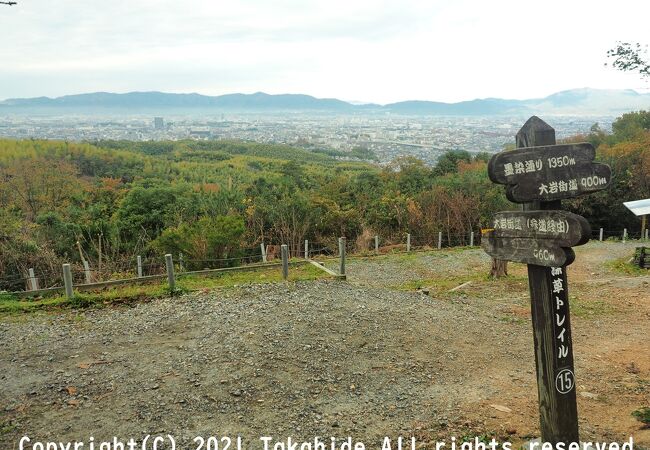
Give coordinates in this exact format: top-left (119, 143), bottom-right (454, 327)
top-left (1, 0), bottom-right (649, 103)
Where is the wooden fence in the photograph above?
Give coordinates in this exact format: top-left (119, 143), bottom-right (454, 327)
top-left (2, 226), bottom-right (647, 298)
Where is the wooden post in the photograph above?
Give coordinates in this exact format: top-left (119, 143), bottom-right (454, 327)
top-left (76, 240), bottom-right (85, 265)
top-left (516, 117), bottom-right (579, 444)
top-left (304, 239), bottom-right (309, 259)
top-left (281, 244), bottom-right (289, 280)
top-left (470, 231), bottom-right (475, 247)
top-left (98, 233), bottom-right (103, 274)
top-left (623, 228), bottom-right (627, 243)
top-left (137, 255), bottom-right (143, 278)
top-left (646, 228), bottom-right (649, 241)
top-left (407, 233), bottom-right (411, 252)
top-left (437, 231), bottom-right (442, 250)
top-left (374, 235), bottom-right (379, 254)
top-left (490, 258), bottom-right (509, 278)
top-left (642, 215), bottom-right (647, 240)
top-left (339, 237), bottom-right (346, 276)
top-left (599, 228), bottom-right (604, 242)
top-left (83, 260), bottom-right (92, 284)
top-left (28, 268), bottom-right (38, 291)
top-left (179, 253), bottom-right (185, 272)
top-left (165, 254), bottom-right (175, 292)
top-left (62, 264), bottom-right (74, 299)
top-left (261, 243), bottom-right (267, 263)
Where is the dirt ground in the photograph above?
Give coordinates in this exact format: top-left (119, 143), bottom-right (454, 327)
top-left (1, 241), bottom-right (648, 449)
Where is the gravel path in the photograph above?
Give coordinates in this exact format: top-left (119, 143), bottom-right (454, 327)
top-left (1, 242), bottom-right (648, 448)
top-left (336, 249), bottom-right (494, 288)
top-left (1, 280), bottom-right (526, 447)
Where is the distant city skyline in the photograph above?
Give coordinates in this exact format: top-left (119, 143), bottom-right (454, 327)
top-left (1, 0), bottom-right (648, 103)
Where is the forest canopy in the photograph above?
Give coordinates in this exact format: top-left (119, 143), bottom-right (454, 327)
top-left (1, 112), bottom-right (648, 290)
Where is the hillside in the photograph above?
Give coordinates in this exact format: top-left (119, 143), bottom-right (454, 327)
top-left (1, 110), bottom-right (649, 294)
top-left (2, 88), bottom-right (650, 115)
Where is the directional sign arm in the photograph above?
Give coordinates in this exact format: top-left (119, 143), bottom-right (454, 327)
top-left (488, 210), bottom-right (591, 247)
top-left (488, 143), bottom-right (596, 184)
top-left (487, 143), bottom-right (612, 203)
top-left (482, 232), bottom-right (576, 267)
top-left (505, 163), bottom-right (611, 203)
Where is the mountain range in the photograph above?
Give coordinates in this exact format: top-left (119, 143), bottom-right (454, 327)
top-left (1, 88), bottom-right (649, 116)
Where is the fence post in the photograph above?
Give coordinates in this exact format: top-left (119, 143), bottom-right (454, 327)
top-left (374, 235), bottom-right (379, 255)
top-left (179, 253), bottom-right (185, 272)
top-left (599, 228), bottom-right (604, 242)
top-left (137, 256), bottom-right (143, 278)
top-left (165, 254), bottom-right (175, 292)
top-left (98, 233), bottom-right (103, 274)
top-left (281, 244), bottom-right (289, 280)
top-left (470, 231), bottom-right (475, 247)
top-left (83, 260), bottom-right (92, 284)
top-left (623, 228), bottom-right (627, 243)
top-left (304, 239), bottom-right (309, 259)
top-left (438, 231), bottom-right (442, 250)
top-left (646, 229), bottom-right (649, 241)
top-left (407, 233), bottom-right (411, 252)
top-left (339, 237), bottom-right (346, 276)
top-left (62, 264), bottom-right (74, 299)
top-left (261, 243), bottom-right (267, 263)
top-left (28, 268), bottom-right (39, 291)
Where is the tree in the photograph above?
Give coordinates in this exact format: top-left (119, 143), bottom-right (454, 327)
top-left (151, 216), bottom-right (245, 269)
top-left (611, 110), bottom-right (650, 141)
top-left (114, 184), bottom-right (193, 245)
top-left (385, 156), bottom-right (433, 195)
top-left (606, 42), bottom-right (649, 79)
top-left (433, 150), bottom-right (472, 176)
top-left (0, 158), bottom-right (82, 221)
top-left (311, 196), bottom-right (362, 242)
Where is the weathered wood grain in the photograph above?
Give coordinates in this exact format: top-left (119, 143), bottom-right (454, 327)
top-left (517, 116), bottom-right (579, 444)
top-left (488, 140), bottom-right (612, 203)
top-left (489, 210), bottom-right (591, 247)
top-left (489, 142), bottom-right (596, 183)
top-left (528, 264), bottom-right (577, 443)
top-left (481, 233), bottom-right (575, 267)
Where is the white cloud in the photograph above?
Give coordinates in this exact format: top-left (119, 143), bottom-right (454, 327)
top-left (1, 0), bottom-right (648, 102)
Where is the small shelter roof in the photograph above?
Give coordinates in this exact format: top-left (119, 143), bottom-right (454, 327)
top-left (623, 198), bottom-right (650, 217)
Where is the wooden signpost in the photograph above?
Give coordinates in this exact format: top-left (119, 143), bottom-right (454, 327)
top-left (488, 142), bottom-right (611, 203)
top-left (482, 116), bottom-right (611, 445)
top-left (482, 211), bottom-right (590, 267)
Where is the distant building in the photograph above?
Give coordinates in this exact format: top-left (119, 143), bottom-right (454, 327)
top-left (189, 128), bottom-right (211, 139)
top-left (154, 117), bottom-right (164, 130)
